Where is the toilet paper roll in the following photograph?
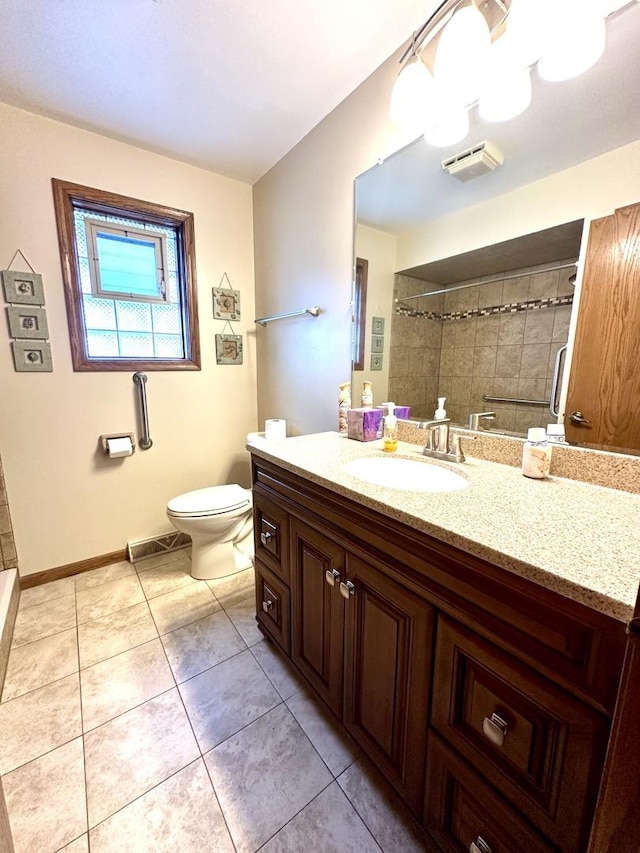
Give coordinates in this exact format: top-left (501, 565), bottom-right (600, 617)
top-left (106, 436), bottom-right (134, 458)
top-left (264, 419), bottom-right (287, 440)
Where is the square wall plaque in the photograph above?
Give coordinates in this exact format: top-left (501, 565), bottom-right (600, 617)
top-left (371, 316), bottom-right (384, 335)
top-left (371, 335), bottom-right (384, 353)
top-left (2, 270), bottom-right (45, 305)
top-left (11, 340), bottom-right (53, 372)
top-left (215, 334), bottom-right (243, 365)
top-left (6, 306), bottom-right (49, 340)
top-left (370, 354), bottom-right (383, 371)
top-left (212, 287), bottom-right (241, 321)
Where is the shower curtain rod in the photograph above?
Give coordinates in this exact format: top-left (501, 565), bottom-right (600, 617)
top-left (394, 261), bottom-right (577, 304)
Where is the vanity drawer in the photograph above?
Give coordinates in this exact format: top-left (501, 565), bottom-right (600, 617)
top-left (253, 493), bottom-right (290, 582)
top-left (431, 616), bottom-right (608, 853)
top-left (255, 560), bottom-right (290, 654)
top-left (424, 734), bottom-right (555, 853)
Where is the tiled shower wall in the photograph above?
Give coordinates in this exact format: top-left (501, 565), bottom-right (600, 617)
top-left (389, 261), bottom-right (575, 433)
top-left (0, 455), bottom-right (18, 571)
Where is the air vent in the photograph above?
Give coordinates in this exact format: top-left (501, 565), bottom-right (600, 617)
top-left (442, 141), bottom-right (504, 182)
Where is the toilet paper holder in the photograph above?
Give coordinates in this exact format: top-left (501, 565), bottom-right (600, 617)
top-left (99, 433), bottom-right (136, 456)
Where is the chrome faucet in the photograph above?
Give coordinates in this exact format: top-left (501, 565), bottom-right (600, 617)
top-left (469, 411), bottom-right (496, 431)
top-left (418, 418), bottom-right (466, 463)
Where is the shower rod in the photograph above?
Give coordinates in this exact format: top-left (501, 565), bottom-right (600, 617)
top-left (395, 261), bottom-right (577, 303)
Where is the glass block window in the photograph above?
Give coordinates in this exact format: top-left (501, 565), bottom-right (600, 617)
top-left (52, 180), bottom-right (200, 371)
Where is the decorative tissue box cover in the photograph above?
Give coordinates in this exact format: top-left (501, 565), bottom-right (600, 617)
top-left (347, 408), bottom-right (383, 442)
top-left (376, 405), bottom-right (412, 420)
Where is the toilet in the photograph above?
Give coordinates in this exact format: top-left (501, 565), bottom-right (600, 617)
top-left (166, 484), bottom-right (253, 580)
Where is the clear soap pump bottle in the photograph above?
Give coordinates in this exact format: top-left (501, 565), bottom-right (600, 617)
top-left (383, 402), bottom-right (398, 453)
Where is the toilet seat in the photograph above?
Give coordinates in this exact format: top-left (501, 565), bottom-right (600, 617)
top-left (167, 484), bottom-right (251, 519)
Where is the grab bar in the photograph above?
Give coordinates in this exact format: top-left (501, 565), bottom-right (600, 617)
top-left (549, 344), bottom-right (568, 418)
top-left (133, 372), bottom-right (153, 450)
top-left (255, 307), bottom-right (320, 326)
top-left (483, 395), bottom-right (550, 407)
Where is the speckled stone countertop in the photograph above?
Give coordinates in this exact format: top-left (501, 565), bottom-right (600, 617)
top-left (248, 432), bottom-right (640, 623)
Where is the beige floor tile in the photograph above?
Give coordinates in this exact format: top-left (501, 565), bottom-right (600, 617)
top-left (137, 559), bottom-right (200, 600)
top-left (2, 737), bottom-right (86, 853)
top-left (252, 638), bottom-right (305, 700)
top-left (286, 690), bottom-right (359, 776)
top-left (80, 639), bottom-right (175, 731)
top-left (76, 575), bottom-right (145, 625)
top-left (161, 610), bottom-right (246, 683)
top-left (11, 595), bottom-right (76, 648)
top-left (2, 627), bottom-right (78, 703)
top-left (226, 597), bottom-right (263, 646)
top-left (78, 601), bottom-right (158, 669)
top-left (74, 561), bottom-right (135, 591)
top-left (84, 688), bottom-right (199, 827)
top-left (179, 649), bottom-right (280, 751)
top-left (147, 582), bottom-right (220, 635)
top-left (89, 759), bottom-right (234, 853)
top-left (58, 835), bottom-right (88, 852)
top-left (337, 758), bottom-right (430, 852)
top-left (204, 703), bottom-right (332, 853)
top-left (18, 577), bottom-right (75, 610)
top-left (135, 549), bottom-right (191, 573)
top-left (0, 673), bottom-right (81, 775)
top-left (207, 566), bottom-right (255, 610)
top-left (260, 782), bottom-right (380, 853)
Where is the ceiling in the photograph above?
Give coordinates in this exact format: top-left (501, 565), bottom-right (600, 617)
top-left (356, 2), bottom-right (640, 233)
top-left (0, 0), bottom-right (434, 185)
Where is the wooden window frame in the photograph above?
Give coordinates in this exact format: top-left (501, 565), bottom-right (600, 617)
top-left (352, 256), bottom-right (368, 371)
top-left (52, 179), bottom-right (201, 371)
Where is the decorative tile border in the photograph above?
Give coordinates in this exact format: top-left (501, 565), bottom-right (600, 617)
top-left (396, 294), bottom-right (573, 321)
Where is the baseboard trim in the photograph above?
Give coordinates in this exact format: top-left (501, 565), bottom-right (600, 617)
top-left (20, 550), bottom-right (129, 589)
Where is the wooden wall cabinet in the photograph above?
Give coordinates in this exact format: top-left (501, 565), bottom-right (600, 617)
top-left (251, 455), bottom-right (627, 852)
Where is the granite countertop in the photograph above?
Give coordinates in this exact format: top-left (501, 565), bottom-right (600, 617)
top-left (248, 432), bottom-right (640, 623)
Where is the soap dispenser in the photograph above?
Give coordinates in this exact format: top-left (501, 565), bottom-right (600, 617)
top-left (383, 402), bottom-right (398, 453)
top-left (434, 397), bottom-right (447, 453)
top-left (434, 397), bottom-right (447, 420)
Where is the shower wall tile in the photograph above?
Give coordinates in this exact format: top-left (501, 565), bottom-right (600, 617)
top-left (495, 346), bottom-right (522, 378)
top-left (553, 306), bottom-right (572, 342)
top-left (454, 318), bottom-right (477, 348)
top-left (520, 344), bottom-right (551, 378)
top-left (475, 315), bottom-right (500, 346)
top-left (502, 275), bottom-right (529, 304)
top-left (498, 314), bottom-right (526, 346)
top-left (473, 347), bottom-right (497, 377)
top-left (524, 312), bottom-right (555, 344)
top-left (478, 281), bottom-right (503, 309)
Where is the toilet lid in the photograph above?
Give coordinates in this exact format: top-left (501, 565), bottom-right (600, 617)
top-left (167, 484), bottom-right (251, 518)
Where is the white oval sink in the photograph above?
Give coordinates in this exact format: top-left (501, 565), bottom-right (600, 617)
top-left (343, 456), bottom-right (469, 493)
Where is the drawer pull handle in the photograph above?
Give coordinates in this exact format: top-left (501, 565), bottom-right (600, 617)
top-left (470, 837), bottom-right (492, 853)
top-left (325, 568), bottom-right (340, 587)
top-left (482, 713), bottom-right (509, 747)
top-left (262, 599), bottom-right (274, 613)
top-left (260, 531), bottom-right (273, 546)
top-left (340, 580), bottom-right (355, 600)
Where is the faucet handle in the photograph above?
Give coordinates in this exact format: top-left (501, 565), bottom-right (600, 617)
top-left (450, 434), bottom-right (466, 463)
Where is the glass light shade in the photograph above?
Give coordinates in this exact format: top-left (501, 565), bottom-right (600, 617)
top-left (389, 57), bottom-right (436, 130)
top-left (538, 11), bottom-right (606, 82)
top-left (434, 5), bottom-right (491, 106)
top-left (504, 0), bottom-right (555, 68)
top-left (479, 37), bottom-right (532, 122)
top-left (424, 103), bottom-right (469, 147)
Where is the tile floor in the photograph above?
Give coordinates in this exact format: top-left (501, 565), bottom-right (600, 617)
top-left (0, 550), bottom-right (431, 852)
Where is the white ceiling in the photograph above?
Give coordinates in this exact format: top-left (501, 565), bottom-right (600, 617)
top-left (0, 0), bottom-right (435, 184)
top-left (356, 2), bottom-right (640, 232)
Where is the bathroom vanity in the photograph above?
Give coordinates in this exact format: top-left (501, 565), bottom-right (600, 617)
top-left (249, 433), bottom-right (640, 853)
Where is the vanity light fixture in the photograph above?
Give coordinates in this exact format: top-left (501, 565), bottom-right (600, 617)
top-left (390, 0), bottom-right (634, 148)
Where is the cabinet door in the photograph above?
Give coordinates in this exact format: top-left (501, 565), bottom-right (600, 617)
top-left (343, 553), bottom-right (434, 816)
top-left (290, 518), bottom-right (345, 715)
top-left (565, 202), bottom-right (640, 450)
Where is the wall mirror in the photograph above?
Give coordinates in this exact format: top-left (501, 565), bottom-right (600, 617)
top-left (352, 1), bottom-right (640, 454)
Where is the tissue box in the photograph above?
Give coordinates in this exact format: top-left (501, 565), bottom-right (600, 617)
top-left (376, 405), bottom-right (412, 420)
top-left (347, 408), bottom-right (383, 442)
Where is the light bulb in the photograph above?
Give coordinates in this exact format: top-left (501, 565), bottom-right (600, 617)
top-left (424, 103), bottom-right (470, 147)
top-left (389, 56), bottom-right (436, 131)
top-left (538, 0), bottom-right (606, 82)
top-left (479, 38), bottom-right (532, 122)
top-left (434, 5), bottom-right (491, 106)
top-left (504, 0), bottom-right (555, 68)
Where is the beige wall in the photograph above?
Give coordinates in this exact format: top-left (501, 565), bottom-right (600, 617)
top-left (0, 104), bottom-right (257, 577)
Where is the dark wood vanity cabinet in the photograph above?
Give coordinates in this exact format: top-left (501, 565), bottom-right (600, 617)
top-left (251, 455), bottom-right (627, 852)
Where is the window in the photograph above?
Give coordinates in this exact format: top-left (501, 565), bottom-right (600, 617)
top-left (352, 257), bottom-right (368, 371)
top-left (52, 180), bottom-right (200, 371)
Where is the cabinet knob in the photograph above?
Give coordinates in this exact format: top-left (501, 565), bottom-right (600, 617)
top-left (340, 580), bottom-right (355, 600)
top-left (325, 568), bottom-right (340, 587)
top-left (570, 410), bottom-right (591, 425)
top-left (469, 837), bottom-right (492, 853)
top-left (262, 599), bottom-right (274, 613)
top-left (260, 530), bottom-right (273, 546)
top-left (482, 713), bottom-right (509, 747)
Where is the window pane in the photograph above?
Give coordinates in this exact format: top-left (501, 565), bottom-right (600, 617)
top-left (166, 234), bottom-right (177, 273)
top-left (167, 272), bottom-right (179, 304)
top-left (87, 330), bottom-right (119, 357)
top-left (118, 332), bottom-right (154, 357)
top-left (79, 258), bottom-right (92, 294)
top-left (115, 300), bottom-right (152, 332)
top-left (154, 334), bottom-right (185, 358)
top-left (74, 211), bottom-right (88, 258)
top-left (152, 303), bottom-right (181, 334)
top-left (96, 232), bottom-right (160, 298)
top-left (83, 295), bottom-right (116, 330)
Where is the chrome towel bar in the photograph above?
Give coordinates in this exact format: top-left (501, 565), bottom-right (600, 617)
top-left (133, 372), bottom-right (153, 450)
top-left (482, 395), bottom-right (550, 407)
top-left (255, 307), bottom-right (320, 326)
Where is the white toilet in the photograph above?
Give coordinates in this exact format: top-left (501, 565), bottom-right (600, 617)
top-left (166, 484), bottom-right (254, 580)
